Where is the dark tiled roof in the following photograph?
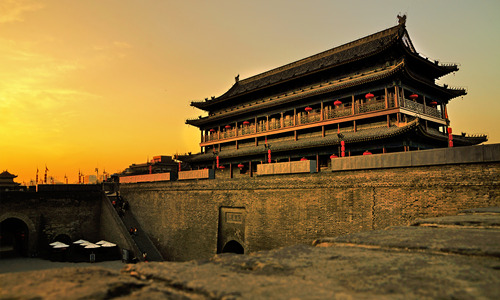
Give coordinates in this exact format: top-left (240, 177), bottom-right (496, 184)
top-left (0, 170), bottom-right (17, 178)
top-left (181, 119), bottom-right (487, 163)
top-left (187, 61), bottom-right (405, 126)
top-left (182, 120), bottom-right (420, 163)
top-left (192, 24), bottom-right (404, 110)
top-left (418, 125), bottom-right (487, 146)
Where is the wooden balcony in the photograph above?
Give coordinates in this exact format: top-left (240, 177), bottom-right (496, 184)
top-left (201, 97), bottom-right (444, 145)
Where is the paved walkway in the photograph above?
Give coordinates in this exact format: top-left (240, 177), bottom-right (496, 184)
top-left (0, 257), bottom-right (124, 274)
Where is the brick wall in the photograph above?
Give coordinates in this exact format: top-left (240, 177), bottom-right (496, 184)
top-left (0, 187), bottom-right (103, 256)
top-left (120, 161), bottom-right (500, 261)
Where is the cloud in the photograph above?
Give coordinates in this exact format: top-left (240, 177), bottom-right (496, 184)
top-left (0, 0), bottom-right (44, 23)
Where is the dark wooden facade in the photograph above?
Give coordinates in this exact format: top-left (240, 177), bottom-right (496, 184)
top-left (183, 16), bottom-right (486, 171)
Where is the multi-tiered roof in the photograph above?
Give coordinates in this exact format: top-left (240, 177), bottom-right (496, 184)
top-left (183, 16), bottom-right (486, 170)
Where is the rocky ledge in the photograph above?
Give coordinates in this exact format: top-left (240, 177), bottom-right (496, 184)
top-left (1, 208), bottom-right (499, 299)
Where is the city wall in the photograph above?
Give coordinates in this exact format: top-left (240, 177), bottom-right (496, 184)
top-left (120, 145), bottom-right (500, 261)
top-left (0, 185), bottom-right (103, 255)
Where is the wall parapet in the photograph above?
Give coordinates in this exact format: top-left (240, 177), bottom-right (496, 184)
top-left (257, 160), bottom-right (317, 176)
top-left (178, 169), bottom-right (214, 180)
top-left (120, 173), bottom-right (171, 183)
top-left (331, 144), bottom-right (500, 171)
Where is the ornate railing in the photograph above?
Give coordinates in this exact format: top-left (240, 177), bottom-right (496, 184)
top-left (355, 100), bottom-right (386, 114)
top-left (400, 98), bottom-right (442, 118)
top-left (203, 97), bottom-right (444, 143)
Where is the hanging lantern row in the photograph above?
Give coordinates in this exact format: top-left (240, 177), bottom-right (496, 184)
top-left (365, 93), bottom-right (374, 99)
top-left (334, 100), bottom-right (342, 106)
top-left (409, 94), bottom-right (418, 100)
top-left (304, 106), bottom-right (313, 112)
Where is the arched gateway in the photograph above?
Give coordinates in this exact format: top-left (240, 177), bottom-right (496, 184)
top-left (0, 213), bottom-right (37, 257)
top-left (221, 240), bottom-right (245, 254)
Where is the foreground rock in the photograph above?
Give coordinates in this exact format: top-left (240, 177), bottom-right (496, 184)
top-left (1, 208), bottom-right (499, 299)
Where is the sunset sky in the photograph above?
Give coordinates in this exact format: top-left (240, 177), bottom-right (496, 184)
top-left (1, 0), bottom-right (499, 184)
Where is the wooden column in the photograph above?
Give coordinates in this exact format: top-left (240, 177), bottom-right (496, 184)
top-left (322, 125), bottom-right (325, 137)
top-left (387, 115), bottom-right (390, 127)
top-left (249, 161), bottom-right (252, 177)
top-left (320, 101), bottom-right (324, 121)
top-left (423, 95), bottom-right (426, 114)
top-left (281, 112), bottom-right (284, 128)
top-left (351, 95), bottom-right (355, 115)
top-left (316, 154), bottom-right (319, 172)
top-left (230, 163), bottom-right (233, 179)
top-left (235, 140), bottom-right (238, 150)
top-left (384, 87), bottom-right (388, 108)
top-left (235, 122), bottom-right (238, 136)
top-left (254, 117), bottom-right (258, 133)
top-left (293, 108), bottom-right (296, 126)
top-left (294, 130), bottom-right (297, 141)
top-left (218, 126), bottom-right (221, 140)
top-left (394, 86), bottom-right (399, 107)
top-left (255, 137), bottom-right (258, 146)
top-left (266, 115), bottom-right (269, 131)
top-left (353, 120), bottom-right (357, 132)
top-left (200, 130), bottom-right (203, 143)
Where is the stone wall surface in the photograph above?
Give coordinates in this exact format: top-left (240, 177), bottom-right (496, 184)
top-left (120, 160), bottom-right (500, 261)
top-left (2, 208), bottom-right (499, 299)
top-left (0, 186), bottom-right (103, 255)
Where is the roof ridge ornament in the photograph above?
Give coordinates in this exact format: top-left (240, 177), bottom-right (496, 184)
top-left (397, 14), bottom-right (407, 25)
top-left (235, 74), bottom-right (239, 83)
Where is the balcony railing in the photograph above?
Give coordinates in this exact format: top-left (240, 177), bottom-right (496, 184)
top-left (400, 98), bottom-right (441, 118)
top-left (202, 97), bottom-right (443, 143)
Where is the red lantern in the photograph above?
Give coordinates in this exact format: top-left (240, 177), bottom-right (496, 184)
top-left (365, 93), bottom-right (374, 99)
top-left (243, 121), bottom-right (250, 125)
top-left (237, 163), bottom-right (244, 168)
top-left (334, 100), bottom-right (342, 106)
top-left (216, 156), bottom-right (219, 168)
top-left (225, 125), bottom-right (231, 129)
top-left (447, 127), bottom-right (452, 134)
top-left (209, 128), bottom-right (215, 132)
top-left (409, 94), bottom-right (418, 100)
top-left (219, 165), bottom-right (225, 169)
top-left (363, 150), bottom-right (372, 155)
top-left (330, 154), bottom-right (338, 159)
top-left (268, 149), bottom-right (271, 163)
top-left (430, 101), bottom-right (438, 106)
top-left (300, 157), bottom-right (308, 161)
top-left (305, 106), bottom-right (313, 112)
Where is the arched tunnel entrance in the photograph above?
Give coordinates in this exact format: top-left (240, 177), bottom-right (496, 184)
top-left (221, 240), bottom-right (244, 254)
top-left (0, 218), bottom-right (29, 257)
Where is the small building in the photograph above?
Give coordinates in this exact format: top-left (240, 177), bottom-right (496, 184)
top-left (121, 156), bottom-right (178, 176)
top-left (0, 170), bottom-right (22, 191)
top-left (182, 16), bottom-right (486, 173)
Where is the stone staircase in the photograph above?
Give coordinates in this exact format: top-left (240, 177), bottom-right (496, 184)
top-left (108, 195), bottom-right (163, 262)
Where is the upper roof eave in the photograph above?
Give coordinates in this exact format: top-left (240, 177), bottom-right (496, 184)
top-left (192, 22), bottom-right (405, 110)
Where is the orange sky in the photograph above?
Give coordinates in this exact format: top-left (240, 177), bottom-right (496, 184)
top-left (1, 0), bottom-right (499, 184)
